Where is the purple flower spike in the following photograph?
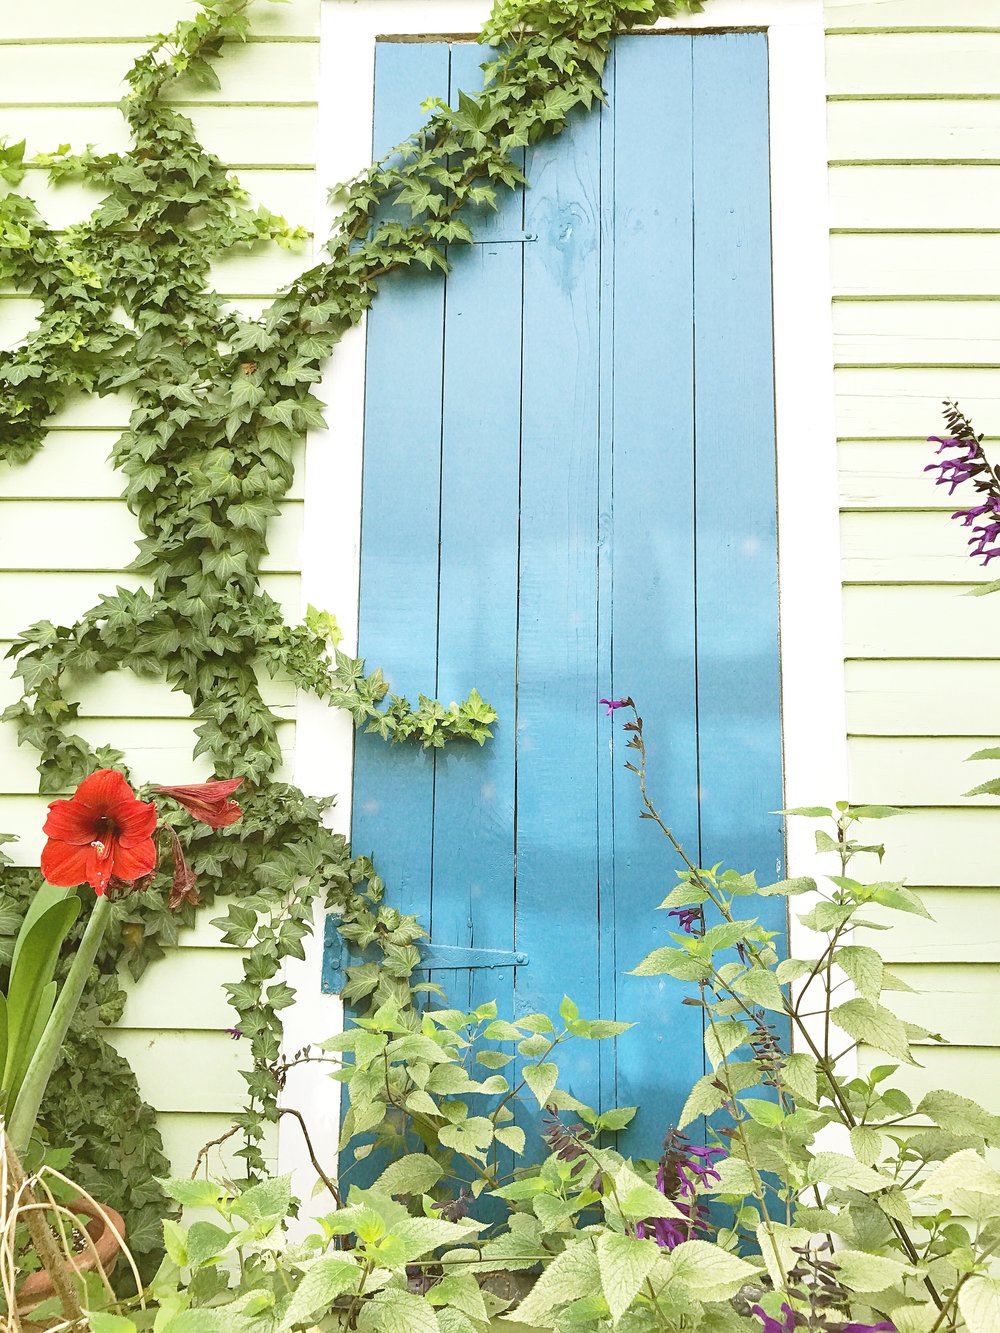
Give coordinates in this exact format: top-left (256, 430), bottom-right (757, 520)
top-left (600, 697), bottom-right (626, 716)
top-left (927, 407), bottom-right (1000, 567)
top-left (636, 1130), bottom-right (725, 1251)
top-left (668, 906), bottom-right (703, 936)
top-left (750, 1304), bottom-right (799, 1333)
top-left (224, 1027), bottom-right (243, 1040)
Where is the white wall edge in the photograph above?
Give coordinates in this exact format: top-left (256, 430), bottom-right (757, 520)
top-left (287, 0), bottom-right (852, 1196)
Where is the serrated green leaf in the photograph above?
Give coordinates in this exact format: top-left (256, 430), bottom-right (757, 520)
top-left (596, 1232), bottom-right (659, 1324)
top-left (523, 1061), bottom-right (559, 1107)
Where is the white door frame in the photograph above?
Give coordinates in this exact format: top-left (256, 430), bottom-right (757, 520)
top-left (281, 0), bottom-right (848, 1211)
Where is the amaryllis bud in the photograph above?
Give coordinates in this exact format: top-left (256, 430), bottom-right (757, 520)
top-left (153, 778), bottom-right (244, 830)
top-left (166, 828), bottom-right (199, 912)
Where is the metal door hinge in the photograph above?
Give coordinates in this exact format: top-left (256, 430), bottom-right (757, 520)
top-left (322, 915), bottom-right (528, 995)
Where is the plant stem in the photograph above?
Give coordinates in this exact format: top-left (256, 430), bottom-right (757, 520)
top-left (8, 894), bottom-right (112, 1155)
top-left (3, 1135), bottom-right (84, 1323)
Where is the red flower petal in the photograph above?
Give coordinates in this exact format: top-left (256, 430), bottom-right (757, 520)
top-left (40, 840), bottom-right (89, 887)
top-left (110, 837), bottom-right (157, 884)
top-left (43, 799), bottom-right (99, 845)
top-left (86, 839), bottom-right (116, 895)
top-left (74, 768), bottom-right (138, 814)
top-left (110, 797), bottom-right (157, 845)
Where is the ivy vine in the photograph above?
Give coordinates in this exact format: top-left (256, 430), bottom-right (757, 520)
top-left (0, 0), bottom-right (704, 1253)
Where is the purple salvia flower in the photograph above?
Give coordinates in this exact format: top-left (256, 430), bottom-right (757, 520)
top-left (668, 906), bottom-right (703, 936)
top-left (637, 1132), bottom-right (723, 1250)
top-left (927, 408), bottom-right (1000, 566)
top-left (676, 1144), bottom-right (724, 1197)
top-left (600, 697), bottom-right (626, 716)
top-left (750, 1304), bottom-right (799, 1333)
top-left (224, 1027), bottom-right (243, 1040)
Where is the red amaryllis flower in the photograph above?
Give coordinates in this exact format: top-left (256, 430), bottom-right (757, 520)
top-left (41, 769), bottom-right (157, 896)
top-left (153, 779), bottom-right (244, 830)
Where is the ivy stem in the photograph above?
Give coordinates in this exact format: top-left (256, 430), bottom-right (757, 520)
top-left (8, 894), bottom-right (112, 1157)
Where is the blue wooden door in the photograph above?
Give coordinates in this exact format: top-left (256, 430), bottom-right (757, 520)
top-left (333, 32), bottom-right (784, 1158)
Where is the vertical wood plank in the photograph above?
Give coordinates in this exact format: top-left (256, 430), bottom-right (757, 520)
top-left (352, 43), bottom-right (450, 931)
top-left (607, 33), bottom-right (702, 1153)
top-left (428, 42), bottom-right (522, 1025)
top-left (515, 97), bottom-right (603, 1125)
top-left (693, 35), bottom-right (786, 930)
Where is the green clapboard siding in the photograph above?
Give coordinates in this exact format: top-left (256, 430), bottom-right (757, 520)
top-left (0, 0), bottom-right (319, 1173)
top-left (827, 1), bottom-right (1000, 1113)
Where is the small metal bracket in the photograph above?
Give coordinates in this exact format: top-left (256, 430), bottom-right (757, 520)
top-left (467, 231), bottom-right (537, 245)
top-left (321, 914), bottom-right (528, 995)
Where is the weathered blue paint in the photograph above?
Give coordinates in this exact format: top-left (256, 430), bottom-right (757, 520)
top-left (693, 35), bottom-right (785, 910)
top-left (341, 32), bottom-right (782, 1160)
top-left (607, 35), bottom-right (703, 1150)
top-left (349, 42), bottom-right (450, 938)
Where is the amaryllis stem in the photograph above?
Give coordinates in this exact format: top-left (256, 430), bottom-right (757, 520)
top-left (8, 893), bottom-right (112, 1155)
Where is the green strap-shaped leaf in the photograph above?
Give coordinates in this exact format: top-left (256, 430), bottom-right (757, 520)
top-left (3, 894), bottom-right (80, 1095)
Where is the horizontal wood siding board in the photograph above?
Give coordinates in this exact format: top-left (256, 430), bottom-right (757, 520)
top-left (847, 659), bottom-right (1000, 735)
top-left (0, 717), bottom-right (295, 795)
top-left (840, 510), bottom-right (1000, 583)
top-left (826, 0), bottom-right (1000, 21)
top-left (845, 585), bottom-right (1000, 658)
top-left (0, 498), bottom-right (302, 572)
top-left (5, 168), bottom-right (314, 232)
top-left (829, 166), bottom-right (1000, 229)
top-left (1, 105), bottom-right (317, 167)
top-left (867, 890), bottom-right (1000, 963)
top-left (833, 365), bottom-right (999, 438)
top-left (825, 32), bottom-right (1000, 95)
top-left (158, 1112), bottom-right (277, 1179)
top-left (1, 0), bottom-right (318, 40)
top-left (830, 233), bottom-right (1000, 296)
top-left (843, 807), bottom-right (1000, 887)
top-left (0, 42), bottom-right (319, 105)
top-left (105, 1030), bottom-right (251, 1112)
top-left (849, 735), bottom-right (1000, 806)
top-left (0, 431), bottom-right (305, 499)
top-left (833, 300), bottom-right (1000, 366)
top-left (828, 99), bottom-right (1000, 161)
top-left (857, 1046), bottom-right (1000, 1107)
top-left (117, 948), bottom-right (248, 1030)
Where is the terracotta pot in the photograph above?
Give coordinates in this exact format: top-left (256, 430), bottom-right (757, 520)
top-left (15, 1196), bottom-right (125, 1318)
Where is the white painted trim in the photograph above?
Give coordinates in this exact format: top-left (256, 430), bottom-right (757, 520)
top-left (287, 0), bottom-right (850, 1196)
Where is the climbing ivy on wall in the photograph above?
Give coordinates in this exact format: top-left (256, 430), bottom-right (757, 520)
top-left (0, 0), bottom-right (704, 1250)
